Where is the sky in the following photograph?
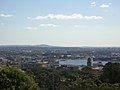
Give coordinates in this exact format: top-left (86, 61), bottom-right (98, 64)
top-left (0, 0), bottom-right (120, 47)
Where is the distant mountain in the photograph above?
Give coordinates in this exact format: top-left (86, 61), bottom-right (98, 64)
top-left (35, 44), bottom-right (58, 47)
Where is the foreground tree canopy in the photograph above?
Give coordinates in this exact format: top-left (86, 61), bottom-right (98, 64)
top-left (0, 67), bottom-right (38, 90)
top-left (101, 62), bottom-right (120, 84)
top-left (24, 63), bottom-right (120, 90)
top-left (1, 62), bottom-right (120, 90)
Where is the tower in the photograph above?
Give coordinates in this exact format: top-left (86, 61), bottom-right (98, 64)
top-left (87, 58), bottom-right (92, 67)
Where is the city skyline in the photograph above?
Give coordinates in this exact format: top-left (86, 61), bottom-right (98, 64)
top-left (0, 0), bottom-right (120, 47)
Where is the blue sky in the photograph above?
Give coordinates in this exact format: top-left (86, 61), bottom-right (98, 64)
top-left (0, 0), bottom-right (120, 47)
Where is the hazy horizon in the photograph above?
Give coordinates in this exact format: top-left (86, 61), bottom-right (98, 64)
top-left (0, 0), bottom-right (120, 47)
top-left (0, 44), bottom-right (120, 47)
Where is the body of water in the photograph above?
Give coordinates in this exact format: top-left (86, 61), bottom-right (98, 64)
top-left (58, 59), bottom-right (109, 66)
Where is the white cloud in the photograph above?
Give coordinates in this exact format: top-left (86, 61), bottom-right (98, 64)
top-left (100, 3), bottom-right (111, 8)
top-left (27, 17), bottom-right (31, 20)
top-left (26, 27), bottom-right (38, 30)
top-left (34, 13), bottom-right (103, 20)
top-left (90, 2), bottom-right (96, 7)
top-left (0, 13), bottom-right (13, 18)
top-left (26, 24), bottom-right (57, 31)
top-left (39, 24), bottom-right (58, 27)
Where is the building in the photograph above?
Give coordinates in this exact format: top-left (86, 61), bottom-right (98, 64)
top-left (87, 58), bottom-right (92, 67)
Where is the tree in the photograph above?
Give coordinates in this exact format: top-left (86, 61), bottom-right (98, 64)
top-left (81, 66), bottom-right (100, 79)
top-left (0, 67), bottom-right (39, 90)
top-left (101, 62), bottom-right (120, 84)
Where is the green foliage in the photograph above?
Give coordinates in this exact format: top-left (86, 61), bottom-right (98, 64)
top-left (21, 62), bottom-right (120, 90)
top-left (0, 67), bottom-right (39, 90)
top-left (26, 66), bottom-right (62, 90)
top-left (101, 62), bottom-right (120, 84)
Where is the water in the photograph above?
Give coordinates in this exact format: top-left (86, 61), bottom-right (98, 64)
top-left (59, 59), bottom-right (87, 66)
top-left (58, 59), bottom-right (109, 66)
top-left (93, 61), bottom-right (108, 65)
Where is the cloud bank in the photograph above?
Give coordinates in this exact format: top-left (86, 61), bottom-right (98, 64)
top-left (34, 13), bottom-right (103, 20)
